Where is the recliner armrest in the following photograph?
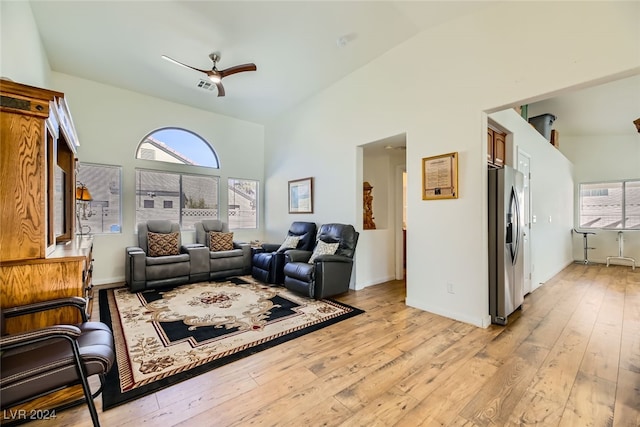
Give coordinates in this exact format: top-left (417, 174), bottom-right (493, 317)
top-left (234, 242), bottom-right (252, 274)
top-left (126, 246), bottom-right (147, 292)
top-left (181, 243), bottom-right (206, 252)
top-left (261, 243), bottom-right (281, 253)
top-left (285, 250), bottom-right (312, 263)
top-left (313, 254), bottom-right (353, 264)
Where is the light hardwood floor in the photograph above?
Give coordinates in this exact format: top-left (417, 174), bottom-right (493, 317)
top-left (23, 263), bottom-right (640, 426)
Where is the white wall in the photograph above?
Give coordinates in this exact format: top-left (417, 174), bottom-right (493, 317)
top-left (490, 109), bottom-right (574, 290)
top-left (51, 73), bottom-right (265, 285)
top-left (263, 2), bottom-right (640, 327)
top-left (0, 1), bottom-right (51, 87)
top-left (561, 134), bottom-right (640, 264)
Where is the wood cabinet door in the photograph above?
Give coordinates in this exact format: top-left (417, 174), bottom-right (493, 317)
top-left (0, 113), bottom-right (45, 261)
top-left (493, 132), bottom-right (505, 167)
top-left (487, 128), bottom-right (494, 163)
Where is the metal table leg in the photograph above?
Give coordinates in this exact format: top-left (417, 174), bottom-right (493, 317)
top-left (606, 231), bottom-right (636, 270)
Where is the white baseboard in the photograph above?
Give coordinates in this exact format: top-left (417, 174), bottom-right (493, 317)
top-left (354, 275), bottom-right (396, 291)
top-left (405, 297), bottom-right (491, 329)
top-left (93, 276), bottom-right (125, 286)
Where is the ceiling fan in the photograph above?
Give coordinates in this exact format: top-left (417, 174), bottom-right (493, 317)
top-left (162, 52), bottom-right (256, 97)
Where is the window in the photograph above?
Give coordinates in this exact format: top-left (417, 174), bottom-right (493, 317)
top-left (135, 169), bottom-right (219, 230)
top-left (579, 179), bottom-right (640, 229)
top-left (228, 178), bottom-right (258, 229)
top-left (135, 128), bottom-right (219, 168)
top-left (76, 163), bottom-right (122, 234)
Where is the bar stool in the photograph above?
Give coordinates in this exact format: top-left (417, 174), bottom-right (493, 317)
top-left (573, 228), bottom-right (595, 264)
top-left (606, 231), bottom-right (636, 270)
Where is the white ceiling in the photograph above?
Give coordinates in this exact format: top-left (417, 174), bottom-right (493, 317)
top-left (29, 1), bottom-right (639, 136)
top-left (29, 0), bottom-right (491, 124)
top-left (527, 74), bottom-right (640, 138)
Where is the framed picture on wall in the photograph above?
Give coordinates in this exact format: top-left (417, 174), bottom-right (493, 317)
top-left (422, 152), bottom-right (458, 200)
top-left (288, 177), bottom-right (313, 213)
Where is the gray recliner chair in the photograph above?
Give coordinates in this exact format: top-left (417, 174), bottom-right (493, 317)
top-left (194, 219), bottom-right (251, 280)
top-left (283, 223), bottom-right (359, 299)
top-left (126, 220), bottom-right (208, 292)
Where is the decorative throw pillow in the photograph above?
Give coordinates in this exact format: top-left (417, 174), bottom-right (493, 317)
top-left (308, 240), bottom-right (339, 264)
top-left (147, 232), bottom-right (179, 257)
top-left (277, 235), bottom-right (301, 252)
top-left (210, 232), bottom-right (234, 251)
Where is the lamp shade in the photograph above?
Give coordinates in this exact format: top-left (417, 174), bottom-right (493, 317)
top-left (76, 185), bottom-right (92, 201)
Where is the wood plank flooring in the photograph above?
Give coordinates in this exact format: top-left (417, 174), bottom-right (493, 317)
top-left (21, 263), bottom-right (639, 426)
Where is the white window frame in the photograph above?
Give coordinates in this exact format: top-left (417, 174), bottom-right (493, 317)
top-left (579, 179), bottom-right (640, 230)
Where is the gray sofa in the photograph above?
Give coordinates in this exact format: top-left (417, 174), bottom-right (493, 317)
top-left (125, 219), bottom-right (249, 292)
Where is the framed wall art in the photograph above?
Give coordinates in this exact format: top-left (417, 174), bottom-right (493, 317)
top-left (288, 177), bottom-right (313, 213)
top-left (422, 152), bottom-right (458, 200)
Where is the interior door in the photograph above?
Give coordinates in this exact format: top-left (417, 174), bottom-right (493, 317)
top-left (517, 149), bottom-right (532, 295)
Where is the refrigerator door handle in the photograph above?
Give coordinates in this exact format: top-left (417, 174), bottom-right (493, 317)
top-left (509, 187), bottom-right (520, 264)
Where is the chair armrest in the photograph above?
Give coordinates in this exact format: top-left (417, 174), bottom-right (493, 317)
top-left (0, 324), bottom-right (81, 349)
top-left (126, 247), bottom-right (147, 292)
top-left (285, 250), bottom-right (312, 263)
top-left (234, 242), bottom-right (252, 274)
top-left (126, 246), bottom-right (145, 255)
top-left (314, 254), bottom-right (353, 264)
top-left (262, 243), bottom-right (281, 253)
top-left (2, 297), bottom-right (89, 322)
top-left (181, 244), bottom-right (206, 252)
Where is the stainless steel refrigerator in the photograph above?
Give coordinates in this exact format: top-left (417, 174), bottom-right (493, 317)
top-left (488, 165), bottom-right (525, 325)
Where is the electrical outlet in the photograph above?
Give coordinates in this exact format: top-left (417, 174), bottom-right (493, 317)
top-left (447, 283), bottom-right (454, 294)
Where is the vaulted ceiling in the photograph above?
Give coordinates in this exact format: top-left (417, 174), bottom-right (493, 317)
top-left (29, 1), bottom-right (639, 136)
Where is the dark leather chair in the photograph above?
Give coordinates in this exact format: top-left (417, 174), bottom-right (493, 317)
top-left (283, 223), bottom-right (359, 299)
top-left (194, 220), bottom-right (251, 280)
top-left (126, 220), bottom-right (205, 292)
top-left (252, 221), bottom-right (317, 284)
top-left (0, 297), bottom-right (115, 427)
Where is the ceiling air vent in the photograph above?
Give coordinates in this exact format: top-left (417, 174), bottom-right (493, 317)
top-left (196, 79), bottom-right (216, 91)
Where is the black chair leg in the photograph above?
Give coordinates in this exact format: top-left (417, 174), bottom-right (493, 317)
top-left (72, 342), bottom-right (101, 427)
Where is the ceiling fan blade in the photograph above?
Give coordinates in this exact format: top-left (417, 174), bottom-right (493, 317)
top-left (215, 81), bottom-right (226, 97)
top-left (162, 55), bottom-right (210, 74)
top-left (220, 63), bottom-right (257, 78)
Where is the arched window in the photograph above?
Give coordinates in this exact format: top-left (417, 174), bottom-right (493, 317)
top-left (135, 127), bottom-right (221, 230)
top-left (136, 127), bottom-right (219, 168)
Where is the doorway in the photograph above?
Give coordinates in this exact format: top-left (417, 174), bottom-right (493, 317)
top-left (517, 149), bottom-right (532, 295)
top-left (359, 133), bottom-right (407, 288)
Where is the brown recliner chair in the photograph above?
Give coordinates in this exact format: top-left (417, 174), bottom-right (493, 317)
top-left (0, 297), bottom-right (115, 427)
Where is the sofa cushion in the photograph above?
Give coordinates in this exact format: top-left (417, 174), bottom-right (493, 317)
top-left (308, 240), bottom-right (339, 263)
top-left (210, 232), bottom-right (234, 251)
top-left (277, 235), bottom-right (300, 252)
top-left (147, 232), bottom-right (180, 257)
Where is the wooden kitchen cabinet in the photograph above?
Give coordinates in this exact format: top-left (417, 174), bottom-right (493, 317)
top-left (487, 127), bottom-right (506, 168)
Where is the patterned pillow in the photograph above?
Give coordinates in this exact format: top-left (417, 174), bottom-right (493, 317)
top-left (277, 235), bottom-right (301, 252)
top-left (308, 240), bottom-right (339, 263)
top-left (210, 232), bottom-right (234, 251)
top-left (147, 232), bottom-right (179, 257)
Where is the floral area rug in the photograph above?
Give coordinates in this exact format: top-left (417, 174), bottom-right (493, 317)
top-left (99, 276), bottom-right (363, 409)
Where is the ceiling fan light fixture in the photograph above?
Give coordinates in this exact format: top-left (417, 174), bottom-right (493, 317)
top-left (208, 75), bottom-right (221, 83)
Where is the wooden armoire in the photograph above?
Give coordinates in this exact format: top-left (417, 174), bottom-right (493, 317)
top-left (0, 79), bottom-right (93, 334)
